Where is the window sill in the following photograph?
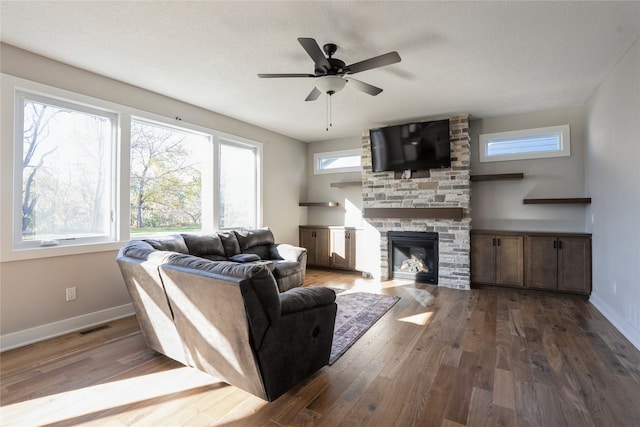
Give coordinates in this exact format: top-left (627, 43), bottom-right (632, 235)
top-left (0, 241), bottom-right (123, 262)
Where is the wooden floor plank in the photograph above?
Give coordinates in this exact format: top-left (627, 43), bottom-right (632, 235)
top-left (1, 269), bottom-right (639, 426)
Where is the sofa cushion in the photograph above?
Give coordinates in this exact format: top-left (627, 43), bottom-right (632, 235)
top-left (230, 253), bottom-right (261, 263)
top-left (181, 234), bottom-right (226, 259)
top-left (218, 231), bottom-right (241, 257)
top-left (235, 229), bottom-right (275, 260)
top-left (272, 261), bottom-right (303, 279)
top-left (143, 234), bottom-right (189, 254)
top-left (279, 287), bottom-right (336, 315)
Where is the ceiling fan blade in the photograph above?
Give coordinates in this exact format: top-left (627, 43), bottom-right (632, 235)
top-left (298, 37), bottom-right (330, 71)
top-left (346, 78), bottom-right (383, 96)
top-left (258, 73), bottom-right (316, 78)
top-left (346, 51), bottom-right (401, 74)
top-left (305, 87), bottom-right (322, 102)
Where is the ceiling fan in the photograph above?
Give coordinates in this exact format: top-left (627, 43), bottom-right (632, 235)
top-left (258, 37), bottom-right (401, 101)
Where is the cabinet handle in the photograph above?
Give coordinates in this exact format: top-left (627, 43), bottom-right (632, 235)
top-left (492, 238), bottom-right (496, 246)
top-left (558, 240), bottom-right (563, 250)
top-left (553, 240), bottom-right (557, 249)
top-left (497, 238), bottom-right (500, 247)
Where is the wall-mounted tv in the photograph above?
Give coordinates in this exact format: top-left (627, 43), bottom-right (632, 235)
top-left (369, 119), bottom-right (451, 172)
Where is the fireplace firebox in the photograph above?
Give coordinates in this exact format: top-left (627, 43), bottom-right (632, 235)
top-left (388, 231), bottom-right (438, 284)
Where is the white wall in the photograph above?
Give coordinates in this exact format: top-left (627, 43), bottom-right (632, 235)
top-left (585, 38), bottom-right (640, 349)
top-left (470, 107), bottom-right (588, 232)
top-left (0, 44), bottom-right (307, 349)
top-left (304, 135), bottom-right (363, 229)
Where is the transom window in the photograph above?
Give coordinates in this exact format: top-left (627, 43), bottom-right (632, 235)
top-left (479, 125), bottom-right (570, 162)
top-left (314, 149), bottom-right (362, 174)
top-left (14, 91), bottom-right (117, 249)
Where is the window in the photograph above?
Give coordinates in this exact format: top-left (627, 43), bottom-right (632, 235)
top-left (3, 75), bottom-right (263, 258)
top-left (14, 91), bottom-right (117, 249)
top-left (479, 125), bottom-right (570, 162)
top-left (130, 119), bottom-right (211, 235)
top-left (314, 149), bottom-right (362, 174)
top-left (219, 140), bottom-right (259, 228)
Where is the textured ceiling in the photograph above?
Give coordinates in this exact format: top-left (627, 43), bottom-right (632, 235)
top-left (1, 1), bottom-right (639, 142)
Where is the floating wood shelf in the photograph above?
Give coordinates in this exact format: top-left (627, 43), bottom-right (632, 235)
top-left (299, 202), bottom-right (340, 207)
top-left (470, 173), bottom-right (524, 182)
top-left (523, 198), bottom-right (592, 205)
top-left (363, 207), bottom-right (464, 220)
top-left (330, 181), bottom-right (362, 188)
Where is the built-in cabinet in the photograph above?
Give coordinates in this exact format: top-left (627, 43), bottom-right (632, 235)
top-left (471, 230), bottom-right (591, 295)
top-left (525, 234), bottom-right (592, 294)
top-left (299, 226), bottom-right (360, 271)
top-left (471, 232), bottom-right (524, 287)
top-left (299, 227), bottom-right (330, 267)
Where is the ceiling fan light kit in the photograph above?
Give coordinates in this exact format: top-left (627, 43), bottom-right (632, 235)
top-left (316, 76), bottom-right (347, 94)
top-left (258, 37), bottom-right (401, 130)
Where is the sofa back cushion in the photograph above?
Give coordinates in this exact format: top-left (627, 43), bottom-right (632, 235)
top-left (142, 234), bottom-right (189, 254)
top-left (218, 230), bottom-right (241, 257)
top-left (235, 228), bottom-right (275, 260)
top-left (181, 233), bottom-right (227, 261)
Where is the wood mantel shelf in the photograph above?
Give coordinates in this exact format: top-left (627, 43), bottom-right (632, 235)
top-left (330, 181), bottom-right (362, 188)
top-left (470, 173), bottom-right (524, 182)
top-left (299, 202), bottom-right (340, 207)
top-left (363, 207), bottom-right (464, 220)
top-left (523, 198), bottom-right (592, 205)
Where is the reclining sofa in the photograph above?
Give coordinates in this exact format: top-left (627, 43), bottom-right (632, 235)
top-left (116, 229), bottom-right (337, 401)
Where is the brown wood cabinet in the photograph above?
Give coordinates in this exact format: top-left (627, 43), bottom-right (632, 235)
top-left (471, 230), bottom-right (591, 296)
top-left (299, 227), bottom-right (330, 267)
top-left (299, 226), bottom-right (360, 271)
top-left (525, 234), bottom-right (591, 295)
top-left (330, 228), bottom-right (357, 270)
top-left (471, 232), bottom-right (524, 287)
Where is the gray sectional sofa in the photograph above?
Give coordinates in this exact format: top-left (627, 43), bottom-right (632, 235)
top-left (116, 228), bottom-right (337, 401)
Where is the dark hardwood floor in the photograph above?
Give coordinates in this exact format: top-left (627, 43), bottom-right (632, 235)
top-left (1, 269), bottom-right (639, 426)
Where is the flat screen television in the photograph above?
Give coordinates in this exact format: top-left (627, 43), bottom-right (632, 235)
top-left (369, 119), bottom-right (451, 172)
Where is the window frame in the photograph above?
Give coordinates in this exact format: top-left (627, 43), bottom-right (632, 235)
top-left (478, 124), bottom-right (570, 162)
top-left (1, 74), bottom-right (263, 261)
top-left (13, 90), bottom-right (120, 251)
top-left (313, 149), bottom-right (362, 174)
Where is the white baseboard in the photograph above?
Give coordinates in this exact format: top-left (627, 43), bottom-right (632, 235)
top-left (589, 293), bottom-right (640, 351)
top-left (0, 303), bottom-right (135, 352)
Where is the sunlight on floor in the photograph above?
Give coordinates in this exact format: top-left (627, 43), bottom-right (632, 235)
top-left (1, 367), bottom-right (220, 426)
top-left (398, 311), bottom-right (434, 325)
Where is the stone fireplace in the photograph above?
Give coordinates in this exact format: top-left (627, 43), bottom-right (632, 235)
top-left (361, 115), bottom-right (471, 290)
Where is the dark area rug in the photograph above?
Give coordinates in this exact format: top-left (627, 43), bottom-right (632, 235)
top-left (329, 291), bottom-right (401, 365)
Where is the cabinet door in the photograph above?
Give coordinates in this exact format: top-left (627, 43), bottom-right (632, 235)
top-left (330, 229), bottom-right (356, 270)
top-left (558, 236), bottom-right (591, 294)
top-left (315, 228), bottom-right (331, 267)
top-left (496, 235), bottom-right (524, 287)
top-left (471, 234), bottom-right (496, 284)
top-left (299, 228), bottom-right (317, 265)
top-left (525, 236), bottom-right (558, 290)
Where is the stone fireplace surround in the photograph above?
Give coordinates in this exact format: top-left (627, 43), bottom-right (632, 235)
top-left (361, 115), bottom-right (471, 290)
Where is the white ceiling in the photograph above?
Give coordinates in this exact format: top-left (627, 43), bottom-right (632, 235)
top-left (1, 1), bottom-right (639, 142)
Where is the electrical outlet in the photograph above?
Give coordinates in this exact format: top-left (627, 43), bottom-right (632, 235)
top-left (66, 287), bottom-right (77, 301)
top-left (612, 281), bottom-right (617, 295)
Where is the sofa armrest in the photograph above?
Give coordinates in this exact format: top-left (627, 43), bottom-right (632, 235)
top-left (279, 287), bottom-right (336, 315)
top-left (270, 243), bottom-right (306, 263)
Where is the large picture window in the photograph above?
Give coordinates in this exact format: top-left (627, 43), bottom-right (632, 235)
top-left (14, 91), bottom-right (117, 249)
top-left (3, 75), bottom-right (263, 260)
top-left (130, 119), bottom-right (211, 235)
